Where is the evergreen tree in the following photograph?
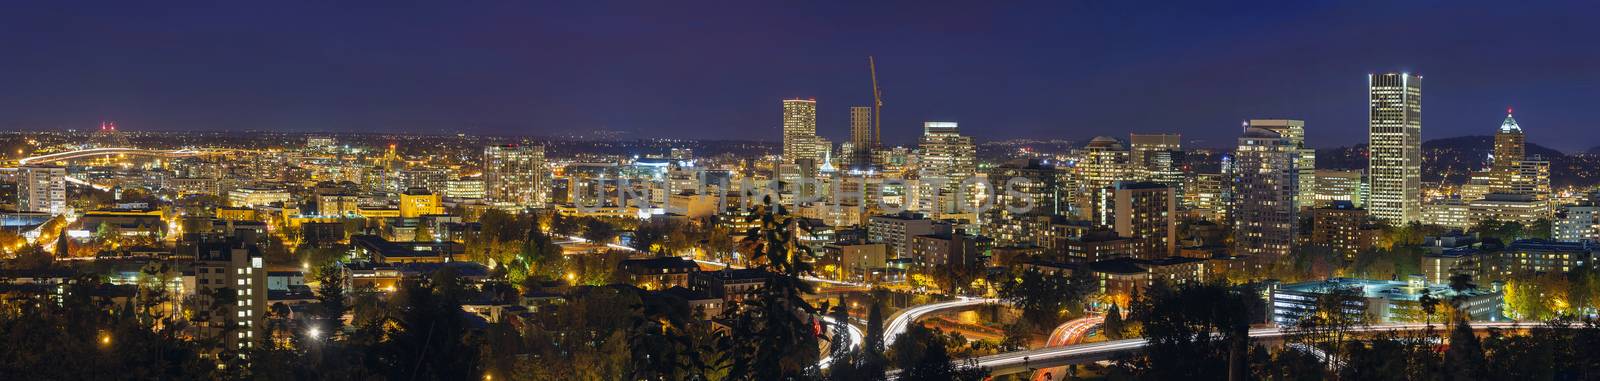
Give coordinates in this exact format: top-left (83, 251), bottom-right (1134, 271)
top-left (315, 264), bottom-right (348, 338)
top-left (1103, 303), bottom-right (1125, 340)
top-left (1445, 319), bottom-right (1488, 380)
top-left (724, 197), bottom-right (822, 379)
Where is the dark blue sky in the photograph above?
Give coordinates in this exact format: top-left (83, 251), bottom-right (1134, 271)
top-left (2, 1), bottom-right (1598, 150)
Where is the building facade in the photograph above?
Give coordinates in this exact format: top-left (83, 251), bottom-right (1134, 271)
top-left (483, 144), bottom-right (548, 208)
top-left (1367, 72), bottom-right (1424, 224)
top-left (1233, 127), bottom-right (1299, 262)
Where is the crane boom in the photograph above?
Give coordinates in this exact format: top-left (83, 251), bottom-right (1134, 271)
top-left (869, 56), bottom-right (882, 148)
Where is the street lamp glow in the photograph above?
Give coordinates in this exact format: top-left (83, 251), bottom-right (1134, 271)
top-left (307, 327), bottom-right (321, 340)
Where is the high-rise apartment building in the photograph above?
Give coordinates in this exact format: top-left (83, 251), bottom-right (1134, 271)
top-left (782, 99), bottom-right (820, 167)
top-left (190, 240), bottom-right (267, 351)
top-left (1104, 182), bottom-right (1177, 259)
top-left (1075, 137), bottom-right (1134, 221)
top-left (1249, 120), bottom-right (1316, 209)
top-left (483, 144), bottom-right (548, 208)
top-left (1233, 127), bottom-right (1298, 261)
top-left (17, 165), bottom-right (67, 215)
top-left (1368, 72), bottom-right (1423, 224)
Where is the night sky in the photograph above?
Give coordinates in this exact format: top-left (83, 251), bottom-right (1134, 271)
top-left (2, 1), bottom-right (1598, 150)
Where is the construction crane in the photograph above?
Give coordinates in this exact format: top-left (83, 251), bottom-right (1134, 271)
top-left (869, 56), bottom-right (883, 148)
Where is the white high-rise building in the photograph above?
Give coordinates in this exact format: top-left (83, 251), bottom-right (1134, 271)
top-left (782, 99), bottom-right (820, 168)
top-left (1368, 72), bottom-right (1423, 224)
top-left (483, 144), bottom-right (548, 208)
top-left (18, 166), bottom-right (67, 215)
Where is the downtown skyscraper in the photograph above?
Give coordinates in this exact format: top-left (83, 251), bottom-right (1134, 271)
top-left (781, 99), bottom-right (821, 168)
top-left (850, 106), bottom-right (876, 168)
top-left (915, 122), bottom-right (976, 217)
top-left (1367, 72), bottom-right (1423, 224)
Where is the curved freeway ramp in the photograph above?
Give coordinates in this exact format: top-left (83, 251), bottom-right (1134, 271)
top-left (882, 297), bottom-right (1001, 348)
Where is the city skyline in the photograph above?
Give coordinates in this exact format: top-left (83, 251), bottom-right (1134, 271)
top-left (3, 2), bottom-right (1600, 150)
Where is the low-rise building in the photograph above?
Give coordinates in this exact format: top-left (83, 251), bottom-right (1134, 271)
top-left (619, 256), bottom-right (700, 290)
top-left (690, 268), bottom-right (773, 304)
top-left (1271, 277), bottom-right (1503, 326)
top-left (1493, 239), bottom-right (1594, 276)
top-left (350, 234), bottom-right (463, 264)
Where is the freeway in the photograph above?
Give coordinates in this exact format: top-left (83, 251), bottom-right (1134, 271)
top-left (882, 297), bottom-right (1001, 348)
top-left (960, 321), bottom-right (1534, 377)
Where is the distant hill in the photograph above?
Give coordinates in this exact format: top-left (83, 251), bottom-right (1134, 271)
top-left (1316, 136), bottom-right (1599, 188)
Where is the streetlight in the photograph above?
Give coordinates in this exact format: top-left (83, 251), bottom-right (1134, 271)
top-left (98, 332), bottom-right (112, 347)
top-left (307, 327), bottom-right (322, 340)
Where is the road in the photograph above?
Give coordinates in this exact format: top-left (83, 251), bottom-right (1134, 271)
top-left (882, 297), bottom-right (1001, 348)
top-left (955, 321), bottom-right (1536, 377)
top-left (1032, 315), bottom-right (1104, 381)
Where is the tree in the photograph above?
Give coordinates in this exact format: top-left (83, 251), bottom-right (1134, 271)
top-left (1445, 318), bottom-right (1488, 380)
top-left (724, 197), bottom-right (823, 379)
top-left (1123, 282), bottom-right (1258, 380)
top-left (582, 219), bottom-right (619, 244)
top-left (374, 273), bottom-right (478, 380)
top-left (887, 324), bottom-right (987, 381)
top-left (314, 264), bottom-right (348, 338)
top-left (997, 267), bottom-right (1093, 328)
top-left (1419, 290), bottom-right (1441, 328)
top-left (1103, 303), bottom-right (1126, 340)
top-left (1290, 286), bottom-right (1371, 367)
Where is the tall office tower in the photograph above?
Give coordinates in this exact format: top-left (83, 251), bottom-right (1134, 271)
top-left (483, 144), bottom-right (548, 208)
top-left (1074, 136), bottom-right (1133, 221)
top-left (916, 122), bottom-right (977, 215)
top-left (1233, 127), bottom-right (1299, 262)
top-left (1104, 182), bottom-right (1177, 259)
top-left (1128, 133), bottom-right (1185, 195)
top-left (1368, 72), bottom-right (1423, 224)
top-left (1492, 108), bottom-right (1525, 178)
top-left (191, 240), bottom-right (267, 351)
top-left (1249, 120), bottom-right (1316, 209)
top-left (850, 106), bottom-right (875, 169)
top-left (18, 166), bottom-right (67, 215)
top-left (782, 99), bottom-right (820, 167)
top-left (1489, 109), bottom-right (1548, 197)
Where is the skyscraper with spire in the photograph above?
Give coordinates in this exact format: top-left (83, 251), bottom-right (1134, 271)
top-left (1491, 107), bottom-right (1526, 190)
top-left (1367, 72), bottom-right (1423, 224)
